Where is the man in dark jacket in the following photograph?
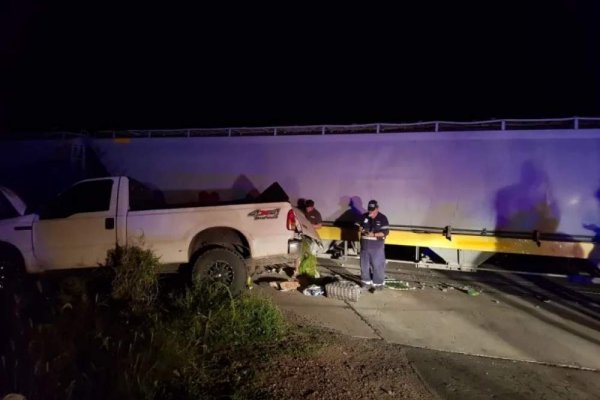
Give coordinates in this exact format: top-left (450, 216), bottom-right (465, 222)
top-left (356, 200), bottom-right (389, 292)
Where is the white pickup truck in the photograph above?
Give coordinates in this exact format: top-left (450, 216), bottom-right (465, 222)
top-left (0, 177), bottom-right (319, 292)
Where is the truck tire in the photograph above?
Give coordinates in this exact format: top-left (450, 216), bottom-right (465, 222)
top-left (192, 247), bottom-right (247, 294)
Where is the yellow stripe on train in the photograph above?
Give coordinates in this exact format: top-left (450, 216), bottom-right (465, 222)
top-left (316, 226), bottom-right (593, 259)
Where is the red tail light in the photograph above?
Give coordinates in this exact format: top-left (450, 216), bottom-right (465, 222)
top-left (287, 209), bottom-right (296, 230)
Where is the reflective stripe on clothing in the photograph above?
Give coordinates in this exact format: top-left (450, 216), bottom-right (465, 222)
top-left (357, 212), bottom-right (390, 239)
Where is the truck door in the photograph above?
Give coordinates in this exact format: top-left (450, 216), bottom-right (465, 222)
top-left (33, 179), bottom-right (118, 270)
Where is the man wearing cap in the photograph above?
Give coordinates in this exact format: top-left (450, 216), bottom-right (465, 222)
top-left (356, 200), bottom-right (390, 292)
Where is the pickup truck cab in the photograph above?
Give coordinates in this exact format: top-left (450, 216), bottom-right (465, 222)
top-left (0, 177), bottom-right (319, 292)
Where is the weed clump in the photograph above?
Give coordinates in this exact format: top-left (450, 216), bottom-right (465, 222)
top-left (107, 245), bottom-right (160, 312)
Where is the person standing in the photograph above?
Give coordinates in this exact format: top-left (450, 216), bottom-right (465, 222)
top-left (356, 200), bottom-right (389, 292)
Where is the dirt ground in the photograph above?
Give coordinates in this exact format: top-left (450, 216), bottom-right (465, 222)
top-left (246, 311), bottom-right (600, 400)
top-left (246, 314), bottom-right (433, 400)
top-left (257, 339), bottom-right (431, 400)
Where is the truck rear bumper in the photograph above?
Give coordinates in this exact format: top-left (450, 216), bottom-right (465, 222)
top-left (246, 239), bottom-right (302, 271)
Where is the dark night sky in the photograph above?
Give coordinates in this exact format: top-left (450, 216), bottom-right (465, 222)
top-left (1, 1), bottom-right (600, 132)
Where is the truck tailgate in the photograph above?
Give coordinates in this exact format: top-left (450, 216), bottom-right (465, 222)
top-left (293, 207), bottom-right (321, 243)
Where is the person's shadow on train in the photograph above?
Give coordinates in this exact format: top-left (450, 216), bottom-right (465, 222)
top-left (329, 196), bottom-right (364, 257)
top-left (475, 160), bottom-right (564, 267)
top-left (494, 161), bottom-right (560, 233)
top-left (465, 162), bottom-right (600, 334)
top-left (334, 196), bottom-right (364, 228)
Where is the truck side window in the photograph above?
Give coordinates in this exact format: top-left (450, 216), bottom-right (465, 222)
top-left (129, 179), bottom-right (165, 211)
top-left (40, 180), bottom-right (114, 219)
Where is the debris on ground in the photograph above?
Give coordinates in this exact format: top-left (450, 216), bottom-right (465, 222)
top-left (492, 299), bottom-right (500, 304)
top-left (325, 281), bottom-right (361, 302)
top-left (459, 286), bottom-right (480, 296)
top-left (264, 265), bottom-right (285, 274)
top-left (280, 280), bottom-right (301, 291)
top-left (270, 280), bottom-right (301, 292)
top-left (303, 284), bottom-right (324, 297)
top-left (384, 279), bottom-right (416, 291)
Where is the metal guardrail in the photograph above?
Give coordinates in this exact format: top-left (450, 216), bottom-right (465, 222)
top-left (5, 117), bottom-right (600, 140)
top-left (96, 116), bottom-right (600, 138)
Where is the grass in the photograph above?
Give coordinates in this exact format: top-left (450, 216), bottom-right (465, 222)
top-left (106, 245), bottom-right (160, 313)
top-left (1, 245), bottom-right (288, 400)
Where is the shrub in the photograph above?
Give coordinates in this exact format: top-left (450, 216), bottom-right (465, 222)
top-left (106, 245), bottom-right (160, 312)
top-left (171, 282), bottom-right (285, 352)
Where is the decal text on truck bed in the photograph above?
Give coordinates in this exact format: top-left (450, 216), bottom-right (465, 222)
top-left (248, 208), bottom-right (280, 220)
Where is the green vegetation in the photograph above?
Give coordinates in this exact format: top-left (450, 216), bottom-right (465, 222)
top-left (107, 245), bottom-right (160, 312)
top-left (3, 245), bottom-right (287, 400)
top-left (297, 238), bottom-right (317, 278)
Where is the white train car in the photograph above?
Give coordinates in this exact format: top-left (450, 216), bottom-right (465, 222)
top-left (2, 119), bottom-right (599, 269)
top-left (89, 120), bottom-right (600, 269)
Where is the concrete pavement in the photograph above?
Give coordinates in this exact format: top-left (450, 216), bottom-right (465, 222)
top-left (257, 260), bottom-right (600, 371)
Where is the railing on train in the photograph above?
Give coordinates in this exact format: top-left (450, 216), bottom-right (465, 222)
top-left (5, 116), bottom-right (600, 140)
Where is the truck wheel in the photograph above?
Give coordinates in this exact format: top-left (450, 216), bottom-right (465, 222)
top-left (192, 248), bottom-right (247, 294)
